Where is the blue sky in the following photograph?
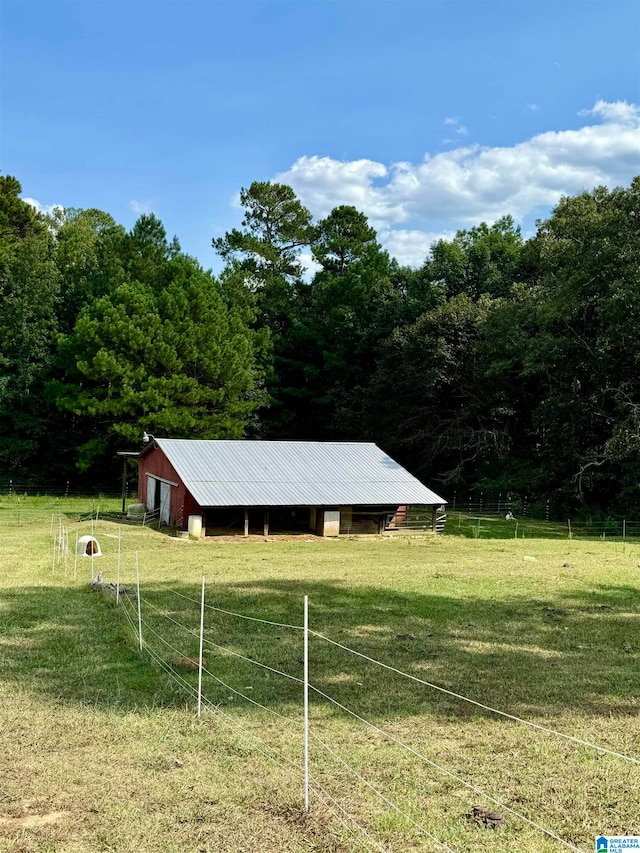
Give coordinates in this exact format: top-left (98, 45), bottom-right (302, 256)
top-left (3, 0), bottom-right (639, 270)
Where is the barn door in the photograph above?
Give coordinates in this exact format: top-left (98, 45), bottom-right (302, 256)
top-left (146, 475), bottom-right (156, 511)
top-left (159, 481), bottom-right (171, 525)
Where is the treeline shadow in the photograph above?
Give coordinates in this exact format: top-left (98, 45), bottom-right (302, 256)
top-left (2, 576), bottom-right (638, 724)
top-left (0, 583), bottom-right (176, 712)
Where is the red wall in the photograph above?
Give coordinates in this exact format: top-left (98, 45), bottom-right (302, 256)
top-left (138, 445), bottom-right (201, 527)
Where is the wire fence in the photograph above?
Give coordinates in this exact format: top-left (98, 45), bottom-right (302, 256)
top-left (452, 510), bottom-right (640, 541)
top-left (0, 496), bottom-right (164, 530)
top-left (82, 547), bottom-right (638, 853)
top-left (1, 479), bottom-right (122, 498)
top-left (7, 491), bottom-right (640, 545)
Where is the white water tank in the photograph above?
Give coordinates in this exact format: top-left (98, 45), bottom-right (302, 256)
top-left (188, 515), bottom-right (203, 538)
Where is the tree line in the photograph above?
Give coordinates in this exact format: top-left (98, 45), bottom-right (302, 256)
top-left (1, 174), bottom-right (639, 516)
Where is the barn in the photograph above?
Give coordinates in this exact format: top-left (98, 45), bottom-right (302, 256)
top-left (137, 438), bottom-right (446, 537)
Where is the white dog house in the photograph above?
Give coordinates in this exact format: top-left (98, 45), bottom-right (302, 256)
top-left (76, 535), bottom-right (102, 557)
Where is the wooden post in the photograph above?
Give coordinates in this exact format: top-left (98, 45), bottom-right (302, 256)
top-left (244, 508), bottom-right (249, 538)
top-left (263, 511), bottom-right (269, 537)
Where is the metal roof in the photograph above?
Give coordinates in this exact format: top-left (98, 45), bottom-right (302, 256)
top-left (149, 439), bottom-right (446, 507)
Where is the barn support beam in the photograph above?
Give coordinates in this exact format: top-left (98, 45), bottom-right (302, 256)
top-left (244, 508), bottom-right (249, 538)
top-left (263, 511), bottom-right (269, 537)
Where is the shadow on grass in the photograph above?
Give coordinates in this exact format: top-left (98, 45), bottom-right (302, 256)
top-left (0, 583), bottom-right (179, 711)
top-left (2, 577), bottom-right (638, 724)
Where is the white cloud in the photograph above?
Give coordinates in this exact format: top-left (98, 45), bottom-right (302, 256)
top-left (580, 99), bottom-right (639, 126)
top-left (23, 197), bottom-right (63, 217)
top-left (274, 100), bottom-right (640, 266)
top-left (130, 198), bottom-right (154, 215)
top-left (379, 228), bottom-right (456, 268)
top-left (276, 156), bottom-right (394, 223)
top-left (298, 251), bottom-right (323, 280)
top-left (527, 103), bottom-right (540, 112)
top-left (443, 116), bottom-right (468, 136)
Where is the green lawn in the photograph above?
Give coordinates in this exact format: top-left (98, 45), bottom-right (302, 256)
top-left (0, 500), bottom-right (638, 852)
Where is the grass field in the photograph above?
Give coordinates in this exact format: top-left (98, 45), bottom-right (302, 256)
top-left (0, 497), bottom-right (638, 852)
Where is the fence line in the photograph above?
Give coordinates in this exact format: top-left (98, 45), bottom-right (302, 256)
top-left (121, 593), bottom-right (390, 853)
top-left (119, 593), bottom-right (451, 851)
top-left (105, 576), bottom-right (637, 851)
top-left (119, 595), bottom-right (303, 773)
top-left (168, 587), bottom-right (304, 630)
top-left (310, 731), bottom-right (456, 853)
top-left (309, 631), bottom-right (640, 766)
top-left (309, 781), bottom-right (388, 853)
top-left (140, 585), bottom-right (638, 766)
top-left (308, 693), bottom-right (588, 852)
top-left (120, 592), bottom-right (454, 850)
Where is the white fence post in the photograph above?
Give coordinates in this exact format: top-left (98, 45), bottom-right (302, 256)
top-left (116, 526), bottom-right (121, 606)
top-left (304, 594), bottom-right (309, 811)
top-left (198, 576), bottom-right (205, 718)
top-left (136, 552), bottom-right (143, 651)
top-left (74, 531), bottom-right (78, 580)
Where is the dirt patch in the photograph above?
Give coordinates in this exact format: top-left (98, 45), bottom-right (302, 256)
top-left (0, 811), bottom-right (69, 828)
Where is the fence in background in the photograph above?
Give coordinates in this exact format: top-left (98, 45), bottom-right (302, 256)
top-left (79, 546), bottom-right (637, 853)
top-left (0, 496), bottom-right (162, 529)
top-left (6, 491), bottom-right (640, 543)
top-left (454, 510), bottom-right (640, 541)
top-left (2, 480), bottom-right (121, 498)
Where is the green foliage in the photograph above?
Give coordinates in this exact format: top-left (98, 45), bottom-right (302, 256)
top-left (0, 176), bottom-right (60, 475)
top-left (3, 169), bottom-right (640, 515)
top-left (429, 215), bottom-right (524, 299)
top-left (311, 204), bottom-right (378, 275)
top-left (213, 181), bottom-right (314, 282)
top-left (502, 179), bottom-right (640, 510)
top-left (53, 250), bottom-right (266, 469)
top-left (55, 208), bottom-right (125, 334)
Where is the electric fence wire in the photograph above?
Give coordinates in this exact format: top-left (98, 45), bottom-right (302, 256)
top-left (119, 595), bottom-right (302, 776)
top-left (129, 599), bottom-right (301, 731)
top-left (308, 776), bottom-right (389, 853)
top-left (139, 594), bottom-right (304, 684)
top-left (308, 685), bottom-right (588, 853)
top-left (124, 599), bottom-right (445, 852)
top-left (120, 597), bottom-right (431, 853)
top-left (120, 589), bottom-right (619, 852)
top-left (123, 594), bottom-right (395, 853)
top-left (309, 630), bottom-right (640, 765)
top-left (310, 731), bottom-right (456, 853)
top-left (168, 586), bottom-right (304, 630)
top-left (158, 588), bottom-right (638, 765)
